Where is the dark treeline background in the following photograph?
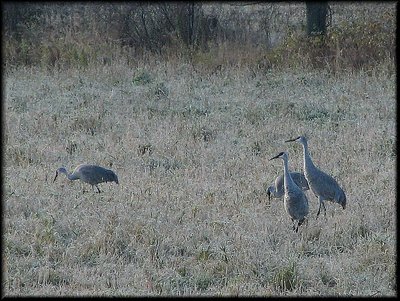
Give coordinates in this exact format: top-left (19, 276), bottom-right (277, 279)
top-left (2, 2), bottom-right (395, 72)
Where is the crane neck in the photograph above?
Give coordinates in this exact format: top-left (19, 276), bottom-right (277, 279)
top-left (59, 168), bottom-right (79, 181)
top-left (282, 157), bottom-right (295, 191)
top-left (301, 141), bottom-right (317, 172)
top-left (67, 173), bottom-right (79, 181)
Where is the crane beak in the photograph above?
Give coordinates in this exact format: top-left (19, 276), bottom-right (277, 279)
top-left (269, 154), bottom-right (280, 161)
top-left (285, 138), bottom-right (297, 142)
top-left (53, 171), bottom-right (58, 183)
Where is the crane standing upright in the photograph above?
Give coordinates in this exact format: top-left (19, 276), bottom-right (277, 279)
top-left (269, 152), bottom-right (309, 232)
top-left (285, 136), bottom-right (346, 218)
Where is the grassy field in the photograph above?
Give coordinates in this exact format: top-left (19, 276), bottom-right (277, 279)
top-left (3, 60), bottom-right (396, 296)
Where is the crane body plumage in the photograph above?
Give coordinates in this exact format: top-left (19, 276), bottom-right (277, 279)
top-left (285, 136), bottom-right (346, 218)
top-left (266, 171), bottom-right (309, 201)
top-left (269, 152), bottom-right (309, 232)
top-left (53, 164), bottom-right (119, 193)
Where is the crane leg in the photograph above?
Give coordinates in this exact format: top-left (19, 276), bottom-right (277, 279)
top-left (321, 201), bottom-right (326, 216)
top-left (316, 202), bottom-right (321, 219)
top-left (316, 197), bottom-right (324, 219)
top-left (95, 185), bottom-right (101, 193)
top-left (291, 218), bottom-right (297, 232)
top-left (295, 218), bottom-right (305, 233)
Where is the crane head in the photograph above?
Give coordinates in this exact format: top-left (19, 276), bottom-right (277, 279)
top-left (285, 136), bottom-right (306, 144)
top-left (269, 151), bottom-right (287, 161)
top-left (53, 167), bottom-right (67, 182)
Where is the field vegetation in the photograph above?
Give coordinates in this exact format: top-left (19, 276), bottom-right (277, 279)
top-left (3, 2), bottom-right (396, 296)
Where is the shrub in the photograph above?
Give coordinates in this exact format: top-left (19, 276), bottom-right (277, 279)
top-left (271, 261), bottom-right (300, 292)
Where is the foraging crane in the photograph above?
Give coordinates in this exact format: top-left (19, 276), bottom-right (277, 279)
top-left (266, 171), bottom-right (309, 202)
top-left (285, 136), bottom-right (346, 218)
top-left (269, 152), bottom-right (309, 232)
top-left (53, 164), bottom-right (119, 193)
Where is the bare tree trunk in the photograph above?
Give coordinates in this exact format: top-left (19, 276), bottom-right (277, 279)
top-left (139, 7), bottom-right (155, 53)
top-left (306, 2), bottom-right (328, 36)
top-left (188, 3), bottom-right (195, 47)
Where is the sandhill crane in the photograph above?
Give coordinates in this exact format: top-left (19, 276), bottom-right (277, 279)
top-left (285, 136), bottom-right (346, 218)
top-left (53, 164), bottom-right (119, 193)
top-left (266, 171), bottom-right (309, 202)
top-left (269, 152), bottom-right (309, 232)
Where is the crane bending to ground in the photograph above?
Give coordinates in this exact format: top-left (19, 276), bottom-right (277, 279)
top-left (285, 136), bottom-right (346, 218)
top-left (266, 171), bottom-right (309, 202)
top-left (269, 152), bottom-right (309, 232)
top-left (53, 164), bottom-right (119, 193)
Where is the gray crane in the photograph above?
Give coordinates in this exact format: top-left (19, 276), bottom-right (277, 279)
top-left (53, 164), bottom-right (119, 193)
top-left (269, 152), bottom-right (309, 232)
top-left (285, 136), bottom-right (346, 218)
top-left (266, 171), bottom-right (309, 202)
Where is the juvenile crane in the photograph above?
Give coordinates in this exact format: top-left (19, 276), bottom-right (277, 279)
top-left (269, 152), bottom-right (309, 232)
top-left (285, 136), bottom-right (346, 218)
top-left (53, 164), bottom-right (119, 193)
top-left (266, 171), bottom-right (309, 202)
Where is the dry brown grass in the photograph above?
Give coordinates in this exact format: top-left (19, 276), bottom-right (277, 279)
top-left (4, 61), bottom-right (396, 296)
